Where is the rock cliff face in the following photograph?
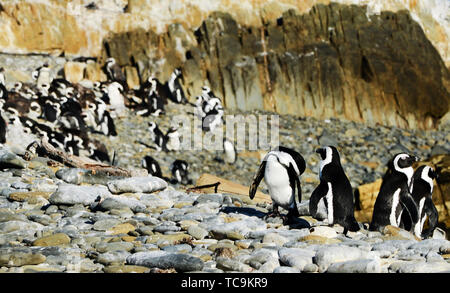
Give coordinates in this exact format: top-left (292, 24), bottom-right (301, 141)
top-left (102, 4), bottom-right (450, 129)
top-left (0, 1), bottom-right (449, 130)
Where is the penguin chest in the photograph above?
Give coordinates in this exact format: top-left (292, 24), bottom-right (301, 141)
top-left (414, 197), bottom-right (427, 237)
top-left (264, 160), bottom-right (293, 208)
top-left (325, 183), bottom-right (334, 224)
top-left (389, 189), bottom-right (403, 226)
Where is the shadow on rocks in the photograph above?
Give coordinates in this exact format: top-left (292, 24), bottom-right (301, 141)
top-left (220, 206), bottom-right (266, 218)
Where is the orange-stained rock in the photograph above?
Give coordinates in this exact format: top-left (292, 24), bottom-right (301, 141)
top-left (64, 62), bottom-right (86, 84)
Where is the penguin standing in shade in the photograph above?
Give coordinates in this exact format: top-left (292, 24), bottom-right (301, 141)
top-left (148, 122), bottom-right (167, 151)
top-left (167, 68), bottom-right (187, 104)
top-left (170, 160), bottom-right (192, 185)
top-left (309, 146), bottom-right (360, 233)
top-left (400, 165), bottom-right (438, 239)
top-left (104, 57), bottom-right (127, 89)
top-left (141, 155), bottom-right (163, 178)
top-left (369, 153), bottom-right (419, 233)
top-left (249, 146), bottom-right (305, 223)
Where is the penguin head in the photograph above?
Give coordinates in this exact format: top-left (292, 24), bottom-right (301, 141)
top-left (417, 165), bottom-right (437, 182)
top-left (392, 153), bottom-right (418, 171)
top-left (106, 57), bottom-right (115, 66)
top-left (201, 86), bottom-right (210, 93)
top-left (316, 146), bottom-right (340, 164)
top-left (148, 122), bottom-right (157, 131)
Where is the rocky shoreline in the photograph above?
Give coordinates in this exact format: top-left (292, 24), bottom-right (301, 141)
top-left (1, 103), bottom-right (449, 273)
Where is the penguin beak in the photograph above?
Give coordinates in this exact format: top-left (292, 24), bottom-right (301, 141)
top-left (315, 148), bottom-right (326, 160)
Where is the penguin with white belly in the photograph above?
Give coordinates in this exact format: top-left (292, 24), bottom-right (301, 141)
top-left (249, 146), bottom-right (305, 223)
top-left (369, 153), bottom-right (419, 233)
top-left (309, 146), bottom-right (360, 233)
top-left (400, 165), bottom-right (438, 239)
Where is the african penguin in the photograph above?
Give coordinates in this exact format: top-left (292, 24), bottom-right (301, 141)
top-left (148, 122), bottom-right (167, 151)
top-left (400, 165), bottom-right (438, 239)
top-left (35, 63), bottom-right (53, 91)
top-left (194, 95), bottom-right (208, 118)
top-left (141, 155), bottom-right (163, 178)
top-left (202, 104), bottom-right (224, 132)
top-left (369, 153), bottom-right (419, 233)
top-left (87, 141), bottom-right (111, 164)
top-left (167, 68), bottom-right (187, 104)
top-left (165, 126), bottom-right (180, 152)
top-left (249, 146), bottom-right (305, 223)
top-left (106, 82), bottom-right (127, 117)
top-left (170, 159), bottom-right (191, 185)
top-left (309, 146), bottom-right (360, 232)
top-left (104, 57), bottom-right (127, 88)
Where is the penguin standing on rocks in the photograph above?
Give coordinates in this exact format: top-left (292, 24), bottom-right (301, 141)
top-left (170, 159), bottom-right (192, 185)
top-left (309, 146), bottom-right (360, 233)
top-left (106, 82), bottom-right (126, 118)
top-left (104, 57), bottom-right (127, 89)
top-left (87, 140), bottom-right (112, 164)
top-left (34, 63), bottom-right (53, 92)
top-left (165, 126), bottom-right (180, 152)
top-left (167, 68), bottom-right (187, 104)
top-left (369, 153), bottom-right (419, 233)
top-left (141, 155), bottom-right (163, 178)
top-left (202, 104), bottom-right (224, 132)
top-left (401, 165), bottom-right (438, 239)
top-left (249, 146), bottom-right (305, 223)
top-left (148, 122), bottom-right (167, 151)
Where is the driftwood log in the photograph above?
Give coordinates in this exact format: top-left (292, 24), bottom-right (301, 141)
top-left (28, 137), bottom-right (146, 177)
top-left (192, 173), bottom-right (271, 204)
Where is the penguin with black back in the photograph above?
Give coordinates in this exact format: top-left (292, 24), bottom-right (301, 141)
top-left (148, 122), bottom-right (167, 151)
top-left (0, 108), bottom-right (6, 144)
top-left (141, 155), bottom-right (163, 178)
top-left (170, 159), bottom-right (192, 185)
top-left (167, 68), bottom-right (188, 104)
top-left (400, 165), bottom-right (438, 239)
top-left (369, 153), bottom-right (419, 233)
top-left (249, 146), bottom-right (305, 223)
top-left (104, 57), bottom-right (127, 90)
top-left (309, 146), bottom-right (360, 233)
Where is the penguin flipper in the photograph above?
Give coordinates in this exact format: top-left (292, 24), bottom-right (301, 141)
top-left (400, 192), bottom-right (419, 225)
top-left (421, 197), bottom-right (439, 239)
top-left (309, 182), bottom-right (327, 218)
top-left (287, 163), bottom-right (301, 217)
top-left (249, 161), bottom-right (266, 200)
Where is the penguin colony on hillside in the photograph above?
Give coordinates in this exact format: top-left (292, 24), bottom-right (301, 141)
top-left (249, 145), bottom-right (440, 239)
top-left (0, 60), bottom-right (440, 240)
top-left (0, 58), bottom-right (230, 186)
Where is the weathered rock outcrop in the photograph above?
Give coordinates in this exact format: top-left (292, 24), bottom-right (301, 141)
top-left (102, 4), bottom-right (450, 129)
top-left (0, 1), bottom-right (449, 130)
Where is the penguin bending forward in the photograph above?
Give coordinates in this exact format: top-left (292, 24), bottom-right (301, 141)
top-left (400, 165), bottom-right (438, 239)
top-left (249, 146), bottom-right (305, 223)
top-left (309, 146), bottom-right (360, 233)
top-left (369, 153), bottom-right (419, 233)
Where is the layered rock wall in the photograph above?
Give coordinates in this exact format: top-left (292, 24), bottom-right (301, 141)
top-left (0, 1), bottom-right (449, 130)
top-left (102, 4), bottom-right (450, 129)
